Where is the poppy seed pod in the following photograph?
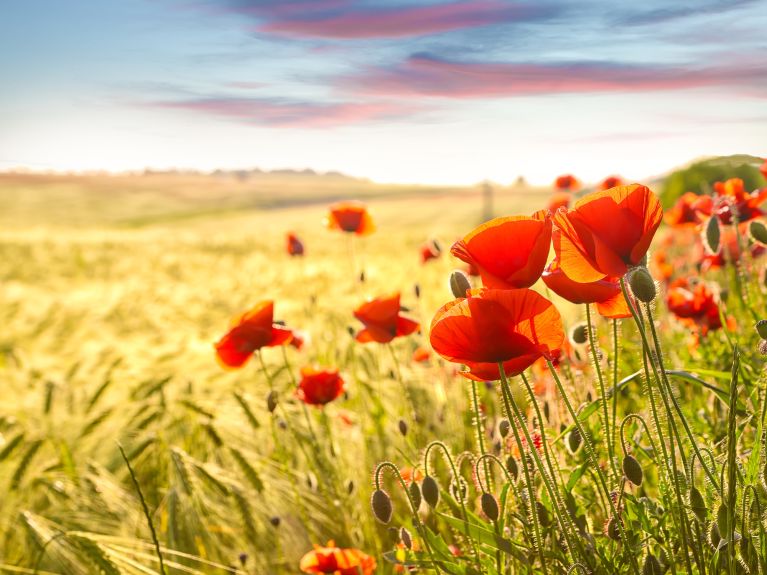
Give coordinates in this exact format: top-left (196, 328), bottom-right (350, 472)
top-left (499, 419), bottom-right (510, 438)
top-left (567, 428), bottom-right (582, 453)
top-left (749, 220), bottom-right (767, 245)
top-left (481, 492), bottom-right (499, 521)
top-left (703, 215), bottom-right (721, 254)
top-left (371, 489), bottom-right (393, 524)
top-left (756, 320), bottom-right (767, 340)
top-left (398, 419), bottom-right (408, 436)
top-left (570, 323), bottom-right (590, 345)
top-left (422, 475), bottom-right (440, 508)
top-left (506, 456), bottom-right (518, 481)
top-left (409, 481), bottom-right (422, 511)
top-left (622, 454), bottom-right (643, 486)
top-left (629, 267), bottom-right (656, 303)
top-left (266, 391), bottom-right (278, 412)
top-left (643, 553), bottom-right (662, 575)
top-left (449, 270), bottom-right (471, 299)
top-left (606, 516), bottom-right (622, 541)
top-left (400, 527), bottom-right (412, 549)
top-left (689, 486), bottom-right (707, 522)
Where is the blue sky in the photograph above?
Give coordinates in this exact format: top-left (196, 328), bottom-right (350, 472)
top-left (1, 0), bottom-right (765, 184)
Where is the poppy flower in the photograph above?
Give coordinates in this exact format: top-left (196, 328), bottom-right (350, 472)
top-left (286, 232), bottom-right (305, 256)
top-left (300, 541), bottom-right (376, 575)
top-left (542, 258), bottom-right (631, 319)
top-left (289, 329), bottom-right (307, 351)
top-left (555, 174), bottom-right (580, 191)
top-left (419, 238), bottom-right (442, 264)
top-left (666, 278), bottom-right (724, 334)
top-left (430, 288), bottom-right (564, 381)
top-left (412, 347), bottom-right (431, 363)
top-left (296, 367), bottom-right (345, 406)
top-left (699, 228), bottom-right (765, 272)
top-left (214, 301), bottom-right (293, 368)
top-left (650, 249), bottom-right (674, 283)
top-left (353, 293), bottom-right (419, 344)
top-left (600, 176), bottom-right (624, 190)
top-left (548, 192), bottom-right (572, 212)
top-left (325, 201), bottom-right (375, 235)
top-left (451, 210), bottom-right (552, 289)
top-left (665, 192), bottom-right (709, 227)
top-left (711, 178), bottom-right (767, 224)
top-left (552, 184), bottom-right (664, 282)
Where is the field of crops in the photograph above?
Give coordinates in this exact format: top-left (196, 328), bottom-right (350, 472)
top-left (1, 166), bottom-right (766, 575)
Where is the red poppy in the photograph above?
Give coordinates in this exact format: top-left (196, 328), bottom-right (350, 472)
top-left (289, 329), bottom-right (307, 351)
top-left (412, 347), bottom-right (431, 363)
top-left (451, 210), bottom-right (552, 289)
top-left (419, 238), bottom-right (442, 264)
top-left (296, 367), bottom-right (345, 406)
top-left (650, 249), bottom-right (674, 282)
top-left (555, 174), bottom-right (580, 191)
top-left (286, 232), bottom-right (305, 256)
top-left (666, 278), bottom-right (724, 334)
top-left (430, 288), bottom-right (564, 381)
top-left (300, 541), bottom-right (376, 575)
top-left (325, 201), bottom-right (375, 235)
top-left (712, 178), bottom-right (767, 224)
top-left (214, 301), bottom-right (293, 368)
top-left (353, 293), bottom-right (419, 343)
top-left (665, 192), bottom-right (708, 227)
top-left (699, 228), bottom-right (765, 272)
top-left (552, 184), bottom-right (664, 282)
top-left (548, 192), bottom-right (572, 212)
top-left (600, 176), bottom-right (624, 190)
top-left (542, 258), bottom-right (631, 319)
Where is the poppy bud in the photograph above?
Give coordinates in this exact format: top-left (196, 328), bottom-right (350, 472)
top-left (269, 516), bottom-right (280, 527)
top-left (277, 418), bottom-right (287, 430)
top-left (605, 516), bottom-right (621, 541)
top-left (749, 220), bottom-right (767, 245)
top-left (400, 527), bottom-right (412, 549)
top-left (643, 553), bottom-right (662, 575)
top-left (759, 339), bottom-right (767, 356)
top-left (703, 215), bottom-right (721, 254)
top-left (629, 267), bottom-right (656, 303)
top-left (346, 479), bottom-right (355, 494)
top-left (506, 456), bottom-right (518, 480)
top-left (536, 501), bottom-right (551, 527)
top-left (570, 323), bottom-right (590, 345)
top-left (449, 270), bottom-right (472, 299)
top-left (359, 271), bottom-right (366, 283)
top-left (756, 320), bottom-right (767, 340)
top-left (409, 481), bottom-right (422, 510)
top-left (689, 486), bottom-right (707, 522)
top-left (266, 391), bottom-right (278, 413)
top-left (238, 552), bottom-right (248, 566)
top-left (398, 419), bottom-right (408, 436)
top-left (499, 419), bottom-right (510, 438)
top-left (371, 489), bottom-right (393, 524)
top-left (306, 472), bottom-right (317, 490)
top-left (567, 428), bottom-right (582, 453)
top-left (422, 475), bottom-right (440, 508)
top-left (414, 283), bottom-right (421, 299)
top-left (709, 521), bottom-right (721, 548)
top-left (716, 503), bottom-right (729, 535)
top-left (622, 454), bottom-right (643, 486)
top-left (346, 326), bottom-right (355, 337)
top-left (481, 492), bottom-right (499, 521)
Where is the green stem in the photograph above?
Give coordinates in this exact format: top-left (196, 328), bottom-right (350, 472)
top-left (470, 379), bottom-right (492, 491)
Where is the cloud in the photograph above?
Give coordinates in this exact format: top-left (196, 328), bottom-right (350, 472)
top-left (341, 53), bottom-right (767, 98)
top-left (611, 0), bottom-right (759, 25)
top-left (147, 96), bottom-right (421, 127)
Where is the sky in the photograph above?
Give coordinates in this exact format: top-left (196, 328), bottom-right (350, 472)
top-left (0, 0), bottom-right (765, 185)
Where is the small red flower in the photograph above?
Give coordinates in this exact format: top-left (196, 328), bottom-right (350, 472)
top-left (353, 293), bottom-right (419, 343)
top-left (325, 201), bottom-right (375, 235)
top-left (419, 238), bottom-right (442, 264)
top-left (430, 288), bottom-right (564, 381)
top-left (286, 232), bottom-right (305, 256)
top-left (296, 367), bottom-right (345, 406)
top-left (555, 174), bottom-right (580, 191)
top-left (665, 192), bottom-right (709, 227)
top-left (300, 541), bottom-right (376, 575)
top-left (451, 210), bottom-right (552, 289)
top-left (412, 347), bottom-right (431, 363)
top-left (214, 301), bottom-right (293, 368)
top-left (542, 258), bottom-right (631, 319)
top-left (666, 278), bottom-right (724, 334)
top-left (712, 178), bottom-right (767, 224)
top-left (600, 176), bottom-right (624, 190)
top-left (552, 184), bottom-right (663, 282)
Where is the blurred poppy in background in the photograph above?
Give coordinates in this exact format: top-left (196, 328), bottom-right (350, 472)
top-left (555, 174), bottom-right (580, 191)
top-left (711, 178), bottom-right (767, 224)
top-left (325, 201), bottom-right (375, 235)
top-left (599, 175), bottom-right (624, 190)
top-left (665, 192), bottom-right (709, 227)
top-left (214, 301), bottom-right (293, 368)
top-left (547, 191), bottom-right (572, 212)
top-left (286, 231), bottom-right (305, 256)
top-left (300, 541), bottom-right (376, 575)
top-left (430, 288), bottom-right (564, 381)
top-left (552, 184), bottom-right (663, 282)
top-left (420, 238), bottom-right (442, 264)
top-left (451, 210), bottom-right (552, 289)
top-left (296, 367), bottom-right (345, 406)
top-left (666, 277), bottom-right (726, 334)
top-left (353, 293), bottom-right (419, 343)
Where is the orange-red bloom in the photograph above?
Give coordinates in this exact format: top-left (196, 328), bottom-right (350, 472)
top-left (600, 176), bottom-right (624, 190)
top-left (430, 289), bottom-right (564, 381)
top-left (353, 293), bottom-right (419, 343)
top-left (548, 192), bottom-right (572, 212)
top-left (666, 278), bottom-right (724, 333)
top-left (286, 232), bottom-right (305, 256)
top-left (296, 367), bottom-right (345, 406)
top-left (542, 258), bottom-right (631, 319)
top-left (325, 201), bottom-right (375, 235)
top-left (552, 184), bottom-right (663, 282)
top-left (214, 302), bottom-right (293, 368)
top-left (665, 192), bottom-right (709, 227)
top-left (712, 178), bottom-right (767, 224)
top-left (419, 238), bottom-right (442, 264)
top-left (412, 347), bottom-right (431, 363)
top-left (451, 210), bottom-right (552, 289)
top-left (555, 174), bottom-right (580, 191)
top-left (300, 541), bottom-right (376, 575)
